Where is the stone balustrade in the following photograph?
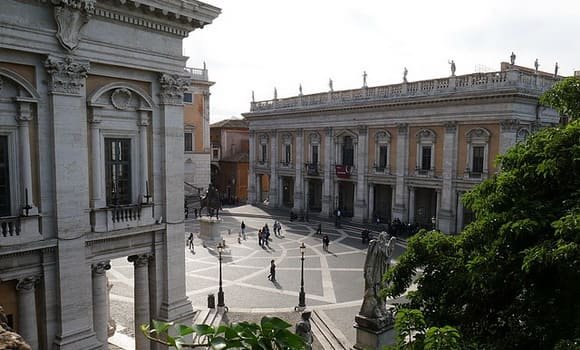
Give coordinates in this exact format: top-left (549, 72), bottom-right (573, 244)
top-left (184, 67), bottom-right (208, 81)
top-left (91, 204), bottom-right (155, 233)
top-left (0, 215), bottom-right (41, 246)
top-left (250, 69), bottom-right (559, 112)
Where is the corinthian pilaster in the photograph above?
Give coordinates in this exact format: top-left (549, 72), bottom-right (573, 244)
top-left (159, 73), bottom-right (192, 105)
top-left (44, 55), bottom-right (89, 95)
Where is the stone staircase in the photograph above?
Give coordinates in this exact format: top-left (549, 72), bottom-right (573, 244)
top-left (310, 310), bottom-right (352, 350)
top-left (191, 308), bottom-right (225, 344)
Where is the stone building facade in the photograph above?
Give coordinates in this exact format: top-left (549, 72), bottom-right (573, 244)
top-left (184, 66), bottom-right (212, 191)
top-left (0, 1), bottom-right (219, 349)
top-left (210, 118), bottom-right (249, 203)
top-left (244, 62), bottom-right (560, 233)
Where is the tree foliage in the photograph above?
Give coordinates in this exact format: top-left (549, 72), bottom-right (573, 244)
top-left (384, 84), bottom-right (580, 349)
top-left (142, 316), bottom-right (306, 349)
top-left (540, 77), bottom-right (580, 120)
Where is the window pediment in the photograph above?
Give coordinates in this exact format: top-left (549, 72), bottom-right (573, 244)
top-left (375, 130), bottom-right (391, 143)
top-left (466, 128), bottom-right (490, 143)
top-left (416, 129), bottom-right (436, 143)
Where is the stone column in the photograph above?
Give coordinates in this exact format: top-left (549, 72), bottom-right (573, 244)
top-left (157, 73), bottom-right (194, 325)
top-left (499, 119), bottom-right (519, 155)
top-left (393, 123), bottom-right (409, 220)
top-left (92, 261), bottom-right (111, 347)
top-left (89, 115), bottom-right (104, 208)
top-left (129, 254), bottom-right (151, 350)
top-left (408, 186), bottom-right (415, 223)
top-left (322, 127), bottom-right (333, 217)
top-left (203, 91), bottom-right (210, 153)
top-left (456, 191), bottom-right (465, 233)
top-left (438, 122), bottom-right (457, 233)
top-left (45, 55), bottom-right (101, 349)
top-left (293, 129), bottom-right (304, 211)
top-left (354, 126), bottom-right (368, 221)
top-left (269, 131), bottom-right (278, 207)
top-left (368, 184), bottom-right (374, 221)
top-left (248, 130), bottom-right (256, 204)
top-left (17, 277), bottom-right (39, 350)
top-left (138, 112), bottom-right (150, 203)
top-left (16, 102), bottom-right (37, 215)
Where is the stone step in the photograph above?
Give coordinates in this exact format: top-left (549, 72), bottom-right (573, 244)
top-left (191, 308), bottom-right (224, 345)
top-left (310, 310), bottom-right (352, 350)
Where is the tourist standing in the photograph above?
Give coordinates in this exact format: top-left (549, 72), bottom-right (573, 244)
top-left (267, 259), bottom-right (276, 282)
top-left (241, 221), bottom-right (246, 240)
top-left (323, 235), bottom-right (330, 252)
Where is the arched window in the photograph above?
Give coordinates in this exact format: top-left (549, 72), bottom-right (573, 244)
top-left (374, 130), bottom-right (391, 173)
top-left (259, 134), bottom-right (269, 164)
top-left (465, 128), bottom-right (490, 179)
top-left (281, 133), bottom-right (292, 166)
top-left (416, 129), bottom-right (436, 176)
top-left (342, 136), bottom-right (354, 167)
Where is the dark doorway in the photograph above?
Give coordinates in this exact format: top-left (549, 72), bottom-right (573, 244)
top-left (338, 181), bottom-right (355, 217)
top-left (307, 179), bottom-right (322, 212)
top-left (373, 184), bottom-right (392, 223)
top-left (414, 188), bottom-right (437, 228)
top-left (282, 177), bottom-right (294, 207)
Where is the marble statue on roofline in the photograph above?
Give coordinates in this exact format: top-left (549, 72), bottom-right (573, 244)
top-left (510, 51), bottom-right (516, 65)
top-left (403, 67), bottom-right (408, 83)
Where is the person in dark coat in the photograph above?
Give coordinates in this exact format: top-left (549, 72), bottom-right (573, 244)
top-left (267, 259), bottom-right (276, 282)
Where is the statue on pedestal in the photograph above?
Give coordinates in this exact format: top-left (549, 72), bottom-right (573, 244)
top-left (534, 58), bottom-right (539, 72)
top-left (295, 311), bottom-right (313, 350)
top-left (449, 60), bottom-right (456, 76)
top-left (403, 67), bottom-right (408, 83)
top-left (510, 51), bottom-right (516, 66)
top-left (200, 184), bottom-right (221, 219)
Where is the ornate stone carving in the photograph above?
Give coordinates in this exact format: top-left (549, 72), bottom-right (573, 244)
top-left (91, 261), bottom-right (111, 275)
top-left (53, 0), bottom-right (96, 52)
top-left (259, 133), bottom-right (269, 144)
top-left (375, 130), bottom-right (391, 142)
top-left (309, 132), bottom-right (320, 144)
top-left (44, 55), bottom-right (89, 95)
top-left (282, 133), bottom-right (292, 145)
top-left (396, 123), bottom-right (408, 135)
top-left (159, 73), bottom-right (191, 105)
top-left (110, 88), bottom-right (133, 110)
top-left (444, 121), bottom-right (457, 133)
top-left (128, 254), bottom-right (151, 268)
top-left (466, 128), bottom-right (490, 143)
top-left (16, 276), bottom-right (38, 292)
top-left (500, 119), bottom-right (519, 132)
top-left (16, 102), bottom-right (33, 123)
top-left (417, 129), bottom-right (436, 143)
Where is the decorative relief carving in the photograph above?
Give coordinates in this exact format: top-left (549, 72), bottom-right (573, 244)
top-left (92, 261), bottom-right (111, 275)
top-left (128, 254), bottom-right (152, 268)
top-left (417, 129), bottom-right (436, 143)
top-left (259, 133), bottom-right (269, 144)
top-left (500, 119), bottom-right (519, 132)
top-left (444, 121), bottom-right (457, 133)
top-left (282, 133), bottom-right (292, 145)
top-left (110, 88), bottom-right (133, 110)
top-left (466, 128), bottom-right (490, 143)
top-left (375, 130), bottom-right (391, 142)
top-left (396, 123), bottom-right (408, 135)
top-left (16, 276), bottom-right (39, 292)
top-left (53, 0), bottom-right (96, 52)
top-left (159, 73), bottom-right (191, 105)
top-left (309, 132), bottom-right (320, 144)
top-left (44, 55), bottom-right (89, 95)
top-left (16, 102), bottom-right (33, 123)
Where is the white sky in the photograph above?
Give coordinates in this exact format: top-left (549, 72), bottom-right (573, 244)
top-left (183, 0), bottom-right (580, 123)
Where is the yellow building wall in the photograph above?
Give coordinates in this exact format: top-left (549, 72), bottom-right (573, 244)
top-left (183, 94), bottom-right (205, 152)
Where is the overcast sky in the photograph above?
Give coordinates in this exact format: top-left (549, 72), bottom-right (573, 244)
top-left (183, 0), bottom-right (580, 123)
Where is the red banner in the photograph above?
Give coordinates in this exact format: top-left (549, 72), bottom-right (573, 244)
top-left (335, 165), bottom-right (352, 178)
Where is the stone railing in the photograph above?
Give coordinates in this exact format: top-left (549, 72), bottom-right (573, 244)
top-left (250, 69), bottom-right (559, 112)
top-left (91, 204), bottom-right (155, 233)
top-left (304, 162), bottom-right (321, 176)
top-left (0, 215), bottom-right (41, 246)
top-left (184, 67), bottom-right (208, 81)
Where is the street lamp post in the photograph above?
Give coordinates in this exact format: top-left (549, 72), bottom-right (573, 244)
top-left (217, 242), bottom-right (225, 307)
top-left (297, 242), bottom-right (306, 310)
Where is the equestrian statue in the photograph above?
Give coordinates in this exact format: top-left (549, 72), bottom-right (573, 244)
top-left (200, 184), bottom-right (221, 219)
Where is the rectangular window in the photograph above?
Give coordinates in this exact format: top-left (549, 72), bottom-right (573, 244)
top-left (421, 146), bottom-right (432, 171)
top-left (311, 145), bottom-right (319, 165)
top-left (212, 149), bottom-right (219, 160)
top-left (284, 144), bottom-right (291, 164)
top-left (472, 146), bottom-right (484, 173)
top-left (183, 92), bottom-right (193, 104)
top-left (379, 145), bottom-right (388, 168)
top-left (261, 144), bottom-right (267, 163)
top-left (184, 132), bottom-right (193, 152)
top-left (0, 136), bottom-right (10, 216)
top-left (105, 138), bottom-right (132, 205)
top-left (343, 136), bottom-right (354, 166)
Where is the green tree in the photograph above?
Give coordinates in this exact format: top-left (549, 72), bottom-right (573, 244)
top-left (540, 77), bottom-right (580, 120)
top-left (142, 316), bottom-right (306, 349)
top-left (384, 82), bottom-right (580, 349)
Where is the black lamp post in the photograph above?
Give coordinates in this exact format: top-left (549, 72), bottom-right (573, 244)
top-left (217, 242), bottom-right (225, 307)
top-left (297, 242), bottom-right (306, 309)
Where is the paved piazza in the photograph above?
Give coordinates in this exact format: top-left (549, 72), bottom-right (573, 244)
top-left (108, 205), bottom-right (405, 348)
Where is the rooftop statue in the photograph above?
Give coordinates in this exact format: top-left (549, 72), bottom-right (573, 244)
top-left (510, 51), bottom-right (516, 65)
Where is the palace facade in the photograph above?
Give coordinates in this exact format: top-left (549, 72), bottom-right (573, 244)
top-left (244, 62), bottom-right (560, 233)
top-left (0, 0), bottom-right (219, 349)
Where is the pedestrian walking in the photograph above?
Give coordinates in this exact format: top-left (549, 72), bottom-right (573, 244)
top-left (267, 259), bottom-right (276, 282)
top-left (241, 221), bottom-right (246, 240)
top-left (323, 235), bottom-right (330, 252)
top-left (187, 232), bottom-right (194, 251)
top-left (316, 223), bottom-right (322, 235)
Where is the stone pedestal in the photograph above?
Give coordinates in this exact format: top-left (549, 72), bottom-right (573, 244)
top-left (353, 314), bottom-right (396, 350)
top-left (199, 217), bottom-right (223, 244)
